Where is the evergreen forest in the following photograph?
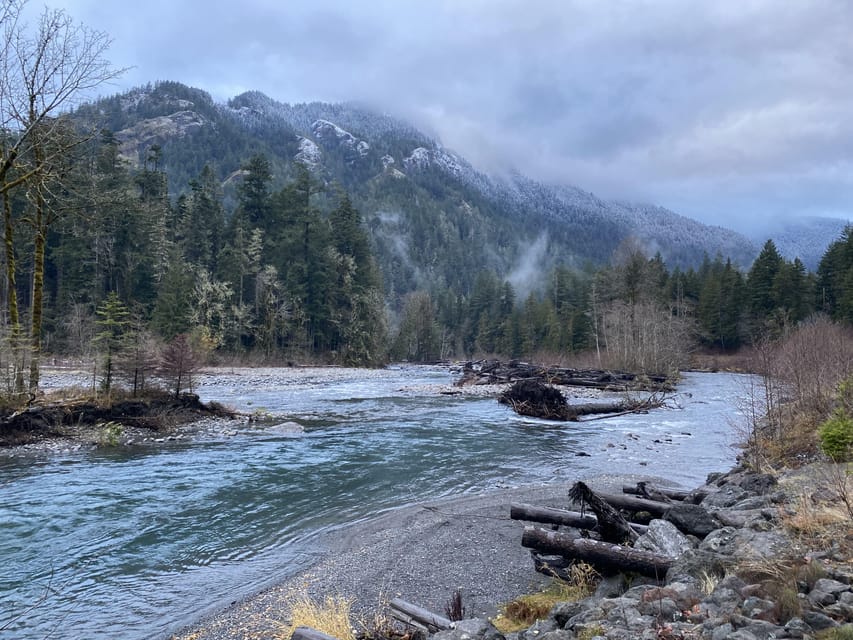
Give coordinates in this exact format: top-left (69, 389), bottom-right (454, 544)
top-left (2, 15), bottom-right (853, 395)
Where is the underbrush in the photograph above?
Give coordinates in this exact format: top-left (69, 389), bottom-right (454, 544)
top-left (739, 317), bottom-right (853, 469)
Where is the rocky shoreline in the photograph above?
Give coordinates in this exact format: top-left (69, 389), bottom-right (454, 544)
top-left (433, 466), bottom-right (853, 640)
top-left (171, 465), bottom-right (852, 640)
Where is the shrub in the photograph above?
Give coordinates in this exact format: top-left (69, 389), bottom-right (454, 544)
top-left (819, 409), bottom-right (853, 461)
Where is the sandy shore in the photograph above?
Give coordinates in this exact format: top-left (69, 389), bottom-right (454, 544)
top-left (169, 473), bottom-right (674, 640)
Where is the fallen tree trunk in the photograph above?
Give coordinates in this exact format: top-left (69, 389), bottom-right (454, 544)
top-left (569, 482), bottom-right (638, 544)
top-left (622, 483), bottom-right (688, 501)
top-left (388, 598), bottom-right (453, 632)
top-left (521, 526), bottom-right (672, 578)
top-left (593, 491), bottom-right (672, 517)
top-left (510, 503), bottom-right (648, 534)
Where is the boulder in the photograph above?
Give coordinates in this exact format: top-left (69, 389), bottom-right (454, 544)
top-left (808, 578), bottom-right (850, 606)
top-left (737, 473), bottom-right (777, 495)
top-left (802, 610), bottom-right (838, 631)
top-left (634, 519), bottom-right (694, 558)
top-left (701, 484), bottom-right (748, 509)
top-left (433, 619), bottom-right (493, 640)
top-left (664, 503), bottom-right (720, 538)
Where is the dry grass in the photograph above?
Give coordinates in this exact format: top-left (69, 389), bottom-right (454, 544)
top-left (492, 563), bottom-right (599, 633)
top-left (698, 570), bottom-right (720, 596)
top-left (277, 593), bottom-right (355, 640)
top-left (781, 491), bottom-right (850, 541)
top-left (576, 624), bottom-right (606, 640)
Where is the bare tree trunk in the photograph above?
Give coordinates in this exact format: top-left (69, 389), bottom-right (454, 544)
top-left (3, 190), bottom-right (24, 392)
top-left (29, 209), bottom-right (45, 392)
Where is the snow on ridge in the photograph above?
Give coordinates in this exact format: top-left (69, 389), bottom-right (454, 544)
top-left (403, 147), bottom-right (431, 169)
top-left (295, 137), bottom-right (321, 169)
top-left (311, 119), bottom-right (370, 156)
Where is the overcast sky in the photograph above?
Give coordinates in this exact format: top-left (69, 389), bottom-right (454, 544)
top-left (25, 0), bottom-right (853, 232)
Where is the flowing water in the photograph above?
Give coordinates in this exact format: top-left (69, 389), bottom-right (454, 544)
top-left (0, 367), bottom-right (751, 639)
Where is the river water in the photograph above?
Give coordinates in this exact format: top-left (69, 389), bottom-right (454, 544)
top-left (0, 367), bottom-right (750, 639)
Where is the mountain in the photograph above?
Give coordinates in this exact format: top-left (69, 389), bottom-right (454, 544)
top-left (76, 81), bottom-right (760, 298)
top-left (753, 216), bottom-right (851, 271)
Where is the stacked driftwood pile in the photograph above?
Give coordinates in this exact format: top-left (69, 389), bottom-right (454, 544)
top-left (516, 480), bottom-right (704, 580)
top-left (454, 360), bottom-right (674, 393)
top-left (497, 378), bottom-right (663, 422)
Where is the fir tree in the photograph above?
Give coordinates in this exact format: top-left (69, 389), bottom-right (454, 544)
top-left (94, 292), bottom-right (131, 397)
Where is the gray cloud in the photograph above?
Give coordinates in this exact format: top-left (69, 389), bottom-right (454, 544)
top-left (41, 0), bottom-right (853, 230)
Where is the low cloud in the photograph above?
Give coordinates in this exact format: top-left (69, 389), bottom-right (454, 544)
top-left (51, 0), bottom-right (853, 231)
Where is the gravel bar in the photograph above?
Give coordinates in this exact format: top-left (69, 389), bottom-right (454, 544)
top-left (169, 473), bottom-right (671, 640)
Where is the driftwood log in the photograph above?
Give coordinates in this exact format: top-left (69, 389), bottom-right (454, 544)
top-left (498, 379), bottom-right (571, 420)
top-left (592, 491), bottom-right (672, 517)
top-left (510, 503), bottom-right (648, 534)
top-left (292, 629), bottom-right (339, 640)
top-left (456, 360), bottom-right (674, 393)
top-left (388, 598), bottom-right (453, 632)
top-left (498, 379), bottom-right (662, 422)
top-left (569, 482), bottom-right (639, 544)
top-left (521, 526), bottom-right (672, 578)
top-left (622, 482), bottom-right (688, 502)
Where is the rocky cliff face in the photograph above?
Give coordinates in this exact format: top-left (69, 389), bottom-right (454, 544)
top-left (115, 109), bottom-right (208, 167)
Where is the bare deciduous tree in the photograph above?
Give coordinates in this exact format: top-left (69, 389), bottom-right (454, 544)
top-left (0, 1), bottom-right (125, 392)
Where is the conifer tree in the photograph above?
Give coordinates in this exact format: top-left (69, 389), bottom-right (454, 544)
top-left (94, 292), bottom-right (130, 397)
top-left (746, 239), bottom-right (784, 335)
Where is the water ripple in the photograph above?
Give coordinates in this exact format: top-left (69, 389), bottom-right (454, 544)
top-left (0, 369), bottom-right (749, 639)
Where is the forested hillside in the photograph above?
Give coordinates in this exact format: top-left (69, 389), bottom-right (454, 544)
top-left (4, 77), bottom-right (853, 392)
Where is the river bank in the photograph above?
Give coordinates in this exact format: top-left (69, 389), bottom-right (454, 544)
top-left (0, 368), bottom-right (750, 639)
top-left (171, 465), bottom-right (853, 640)
top-left (167, 474), bottom-right (655, 640)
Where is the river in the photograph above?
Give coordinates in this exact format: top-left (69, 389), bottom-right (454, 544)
top-left (0, 367), bottom-right (751, 639)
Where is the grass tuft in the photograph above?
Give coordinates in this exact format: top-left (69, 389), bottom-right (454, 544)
top-left (278, 593), bottom-right (355, 640)
top-left (492, 563), bottom-right (599, 633)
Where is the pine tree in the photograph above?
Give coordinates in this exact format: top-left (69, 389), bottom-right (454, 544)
top-left (746, 239), bottom-right (784, 335)
top-left (94, 292), bottom-right (131, 397)
top-left (817, 226), bottom-right (853, 322)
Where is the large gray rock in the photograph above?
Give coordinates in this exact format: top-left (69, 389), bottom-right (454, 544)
top-left (637, 596), bottom-right (679, 620)
top-left (802, 610), bottom-right (839, 631)
top-left (808, 578), bottom-right (850, 606)
top-left (699, 527), bottom-right (789, 560)
top-left (741, 596), bottom-right (775, 619)
top-left (729, 496), bottom-right (771, 511)
top-left (739, 619), bottom-right (785, 638)
top-left (813, 578), bottom-right (850, 597)
top-left (663, 504), bottom-right (720, 538)
top-left (593, 574), bottom-right (629, 598)
top-left (550, 600), bottom-right (590, 627)
top-left (701, 484), bottom-right (748, 509)
top-left (633, 519), bottom-right (694, 558)
top-left (433, 618), bottom-right (493, 640)
top-left (710, 622), bottom-right (734, 640)
top-left (534, 630), bottom-right (572, 640)
top-left (737, 472), bottom-right (777, 495)
top-left (783, 617), bottom-right (810, 639)
top-left (665, 549), bottom-right (731, 585)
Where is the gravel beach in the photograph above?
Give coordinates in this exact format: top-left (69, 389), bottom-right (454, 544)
top-left (169, 473), bottom-right (669, 640)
